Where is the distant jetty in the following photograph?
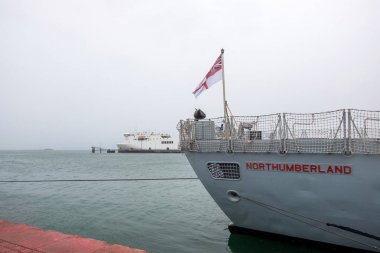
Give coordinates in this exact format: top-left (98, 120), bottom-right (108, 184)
top-left (91, 146), bottom-right (117, 153)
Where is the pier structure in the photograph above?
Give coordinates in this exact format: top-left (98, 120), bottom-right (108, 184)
top-left (0, 219), bottom-right (146, 253)
top-left (91, 146), bottom-right (117, 153)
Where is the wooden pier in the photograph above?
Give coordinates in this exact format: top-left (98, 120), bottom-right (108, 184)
top-left (0, 219), bottom-right (146, 253)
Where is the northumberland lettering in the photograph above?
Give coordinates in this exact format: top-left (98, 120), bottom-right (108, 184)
top-left (246, 162), bottom-right (352, 175)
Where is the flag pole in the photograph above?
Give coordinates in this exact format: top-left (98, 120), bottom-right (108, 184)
top-left (221, 48), bottom-right (227, 123)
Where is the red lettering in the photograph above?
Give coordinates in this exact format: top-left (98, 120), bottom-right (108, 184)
top-left (344, 166), bottom-right (352, 174)
top-left (246, 162), bottom-right (352, 175)
top-left (286, 164), bottom-right (294, 172)
top-left (327, 166), bottom-right (334, 173)
top-left (334, 166), bottom-right (343, 174)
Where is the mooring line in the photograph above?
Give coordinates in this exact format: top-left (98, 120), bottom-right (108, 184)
top-left (0, 177), bottom-right (199, 183)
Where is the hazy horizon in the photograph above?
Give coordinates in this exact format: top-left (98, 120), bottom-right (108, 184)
top-left (1, 0), bottom-right (379, 150)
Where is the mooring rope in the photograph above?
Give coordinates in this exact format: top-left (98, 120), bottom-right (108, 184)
top-left (0, 177), bottom-right (199, 183)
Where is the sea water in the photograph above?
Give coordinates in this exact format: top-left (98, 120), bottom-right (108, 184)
top-left (0, 150), bottom-right (330, 253)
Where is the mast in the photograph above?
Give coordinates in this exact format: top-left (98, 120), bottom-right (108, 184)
top-left (221, 48), bottom-right (232, 138)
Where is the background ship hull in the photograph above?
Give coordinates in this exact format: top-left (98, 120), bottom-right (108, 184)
top-left (118, 149), bottom-right (181, 153)
top-left (117, 134), bottom-right (179, 152)
top-left (185, 152), bottom-right (380, 252)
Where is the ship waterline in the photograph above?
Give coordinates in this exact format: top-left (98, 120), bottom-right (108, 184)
top-left (179, 109), bottom-right (380, 252)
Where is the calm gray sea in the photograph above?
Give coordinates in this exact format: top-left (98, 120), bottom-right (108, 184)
top-left (0, 151), bottom-right (327, 253)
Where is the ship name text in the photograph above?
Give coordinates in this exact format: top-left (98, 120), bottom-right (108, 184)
top-left (246, 162), bottom-right (352, 175)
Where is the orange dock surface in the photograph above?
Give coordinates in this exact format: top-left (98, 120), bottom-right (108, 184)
top-left (0, 220), bottom-right (147, 253)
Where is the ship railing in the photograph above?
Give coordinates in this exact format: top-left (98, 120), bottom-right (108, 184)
top-left (177, 114), bottom-right (282, 153)
top-left (283, 109), bottom-right (346, 154)
top-left (177, 117), bottom-right (229, 152)
top-left (230, 114), bottom-right (282, 153)
top-left (177, 109), bottom-right (380, 154)
top-left (348, 109), bottom-right (380, 154)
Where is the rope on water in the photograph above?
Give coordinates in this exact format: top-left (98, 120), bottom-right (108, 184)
top-left (0, 177), bottom-right (199, 183)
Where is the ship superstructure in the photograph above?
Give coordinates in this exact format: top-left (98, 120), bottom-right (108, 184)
top-left (117, 132), bottom-right (179, 152)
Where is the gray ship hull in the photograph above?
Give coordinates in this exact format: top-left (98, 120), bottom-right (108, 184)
top-left (185, 152), bottom-right (380, 252)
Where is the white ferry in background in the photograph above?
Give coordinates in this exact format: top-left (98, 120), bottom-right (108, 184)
top-left (117, 132), bottom-right (180, 153)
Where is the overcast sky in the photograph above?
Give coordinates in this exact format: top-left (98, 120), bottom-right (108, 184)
top-left (1, 0), bottom-right (379, 150)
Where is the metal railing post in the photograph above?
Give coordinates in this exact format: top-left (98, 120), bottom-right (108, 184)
top-left (281, 113), bottom-right (286, 154)
top-left (347, 109), bottom-right (352, 154)
top-left (342, 110), bottom-right (347, 153)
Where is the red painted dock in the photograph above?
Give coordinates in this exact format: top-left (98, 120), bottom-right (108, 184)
top-left (0, 220), bottom-right (147, 253)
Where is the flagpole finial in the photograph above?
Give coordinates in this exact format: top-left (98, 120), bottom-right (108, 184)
top-left (221, 48), bottom-right (224, 54)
